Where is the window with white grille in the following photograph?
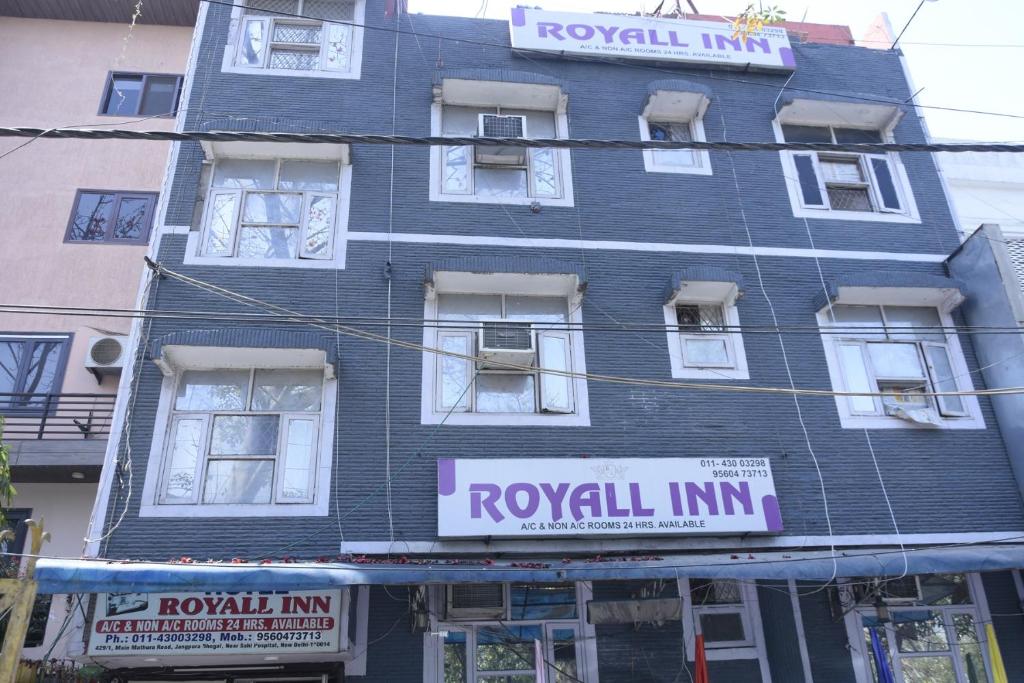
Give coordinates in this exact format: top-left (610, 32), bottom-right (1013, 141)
top-left (229, 0), bottom-right (362, 77)
top-left (781, 124), bottom-right (916, 220)
top-left (1005, 238), bottom-right (1024, 291)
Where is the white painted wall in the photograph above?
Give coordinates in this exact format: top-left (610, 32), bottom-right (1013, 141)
top-left (11, 483), bottom-right (97, 662)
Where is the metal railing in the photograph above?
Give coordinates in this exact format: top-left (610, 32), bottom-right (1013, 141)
top-left (0, 393), bottom-right (116, 440)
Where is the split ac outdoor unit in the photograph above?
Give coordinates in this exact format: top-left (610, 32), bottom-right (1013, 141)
top-left (475, 114), bottom-right (528, 166)
top-left (477, 321), bottom-right (536, 369)
top-left (446, 584), bottom-right (506, 620)
top-left (85, 335), bottom-right (129, 377)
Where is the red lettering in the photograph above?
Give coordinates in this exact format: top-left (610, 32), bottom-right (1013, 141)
top-left (180, 597), bottom-right (203, 615)
top-left (158, 597), bottom-right (181, 615)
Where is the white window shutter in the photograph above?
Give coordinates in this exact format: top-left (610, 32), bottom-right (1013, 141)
top-left (299, 192), bottom-right (336, 259)
top-left (537, 329), bottom-right (574, 413)
top-left (922, 342), bottom-right (968, 417)
top-left (436, 331), bottom-right (475, 412)
top-left (201, 189), bottom-right (242, 257)
top-left (836, 340), bottom-right (879, 415)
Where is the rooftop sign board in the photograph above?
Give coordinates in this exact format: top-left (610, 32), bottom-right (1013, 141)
top-left (437, 457), bottom-right (783, 538)
top-left (509, 8), bottom-right (795, 71)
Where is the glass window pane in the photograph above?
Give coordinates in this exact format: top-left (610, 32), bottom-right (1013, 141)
top-left (869, 343), bottom-right (925, 379)
top-left (821, 158), bottom-right (865, 183)
top-left (539, 335), bottom-right (572, 413)
top-left (238, 18), bottom-right (267, 66)
top-left (517, 108), bottom-right (556, 138)
top-left (506, 297), bottom-right (568, 323)
top-left (437, 294), bottom-right (502, 322)
top-left (305, 0), bottom-right (355, 21)
top-left (834, 128), bottom-right (882, 143)
top-left (22, 341), bottom-right (64, 397)
top-left (871, 157), bottom-right (902, 210)
top-left (894, 612), bottom-right (949, 652)
top-left (954, 614), bottom-right (986, 683)
top-left (444, 631), bottom-right (467, 683)
top-left (476, 374), bottom-right (536, 413)
top-left (238, 227), bottom-right (299, 259)
top-left (700, 612), bottom-right (746, 643)
top-left (782, 125), bottom-right (832, 143)
top-left (246, 0), bottom-right (299, 14)
top-left (175, 370), bottom-right (248, 411)
top-left (926, 346), bottom-right (964, 415)
top-left (243, 192), bottom-right (302, 224)
top-left (280, 419), bottom-right (315, 500)
top-left (440, 335), bottom-right (472, 410)
top-left (900, 656), bottom-right (956, 683)
top-left (510, 583), bottom-right (577, 620)
top-left (164, 418), bottom-right (203, 502)
top-left (251, 369), bottom-right (323, 411)
top-left (104, 76), bottom-right (143, 115)
top-left (204, 193), bottom-right (239, 256)
top-left (793, 154), bottom-right (824, 206)
top-left (691, 579), bottom-right (742, 605)
top-left (884, 306), bottom-right (944, 342)
top-left (210, 415), bottom-right (279, 456)
top-left (475, 167), bottom-right (528, 198)
top-left (550, 628), bottom-right (579, 683)
top-left (212, 159), bottom-right (277, 190)
top-left (920, 574), bottom-right (971, 606)
top-left (69, 192), bottom-right (116, 241)
top-left (303, 195), bottom-right (336, 257)
top-left (269, 48), bottom-right (320, 70)
top-left (443, 146), bottom-right (472, 194)
top-left (203, 459), bottom-right (274, 504)
top-left (323, 23), bottom-right (352, 71)
top-left (530, 148), bottom-right (559, 196)
top-left (279, 161), bottom-right (340, 191)
top-left (0, 341), bottom-right (25, 394)
top-left (684, 338), bottom-right (730, 365)
top-left (139, 76), bottom-right (179, 116)
top-left (650, 122), bottom-right (696, 167)
top-left (113, 197), bottom-right (151, 240)
top-left (827, 186), bottom-right (873, 211)
top-left (838, 344), bottom-right (877, 413)
top-left (272, 22), bottom-right (321, 43)
top-left (476, 626), bottom-right (540, 671)
top-left (442, 107), bottom-right (482, 136)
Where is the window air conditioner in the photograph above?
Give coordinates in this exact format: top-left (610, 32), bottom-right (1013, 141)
top-left (477, 321), bottom-right (536, 369)
top-left (475, 114), bottom-right (528, 166)
top-left (446, 584), bottom-right (506, 620)
top-left (85, 335), bottom-right (129, 378)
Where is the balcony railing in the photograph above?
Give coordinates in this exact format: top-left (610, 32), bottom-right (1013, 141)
top-left (0, 393), bottom-right (116, 440)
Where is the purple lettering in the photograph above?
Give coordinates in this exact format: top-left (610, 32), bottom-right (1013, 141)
top-left (648, 29), bottom-right (669, 46)
top-left (686, 482), bottom-right (719, 516)
top-left (569, 483), bottom-right (602, 521)
top-left (537, 22), bottom-right (565, 40)
top-left (566, 24), bottom-right (595, 40)
top-left (595, 25), bottom-right (619, 43)
top-left (629, 483), bottom-right (655, 516)
top-left (701, 33), bottom-right (713, 49)
top-left (669, 482), bottom-right (684, 516)
top-left (605, 483), bottom-right (631, 517)
top-left (505, 483), bottom-right (540, 518)
top-left (540, 483), bottom-right (570, 521)
top-left (470, 483), bottom-right (504, 522)
top-left (721, 482), bottom-right (753, 515)
top-left (745, 37), bottom-right (771, 54)
top-left (619, 28), bottom-right (646, 45)
top-left (715, 34), bottom-right (743, 52)
top-left (668, 31), bottom-right (689, 47)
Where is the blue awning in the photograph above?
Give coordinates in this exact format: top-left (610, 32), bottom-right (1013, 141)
top-left (34, 544), bottom-right (1024, 594)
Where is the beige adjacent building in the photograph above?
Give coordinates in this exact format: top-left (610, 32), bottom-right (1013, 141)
top-left (0, 2), bottom-right (196, 669)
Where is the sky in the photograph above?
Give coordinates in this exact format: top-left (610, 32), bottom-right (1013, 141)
top-left (407, 0), bottom-right (1024, 142)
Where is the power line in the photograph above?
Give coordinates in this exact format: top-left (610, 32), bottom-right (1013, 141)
top-left (890, 0), bottom-right (933, 50)
top-left (3, 126), bottom-right (1024, 153)
top-left (193, 0), bottom-right (1024, 123)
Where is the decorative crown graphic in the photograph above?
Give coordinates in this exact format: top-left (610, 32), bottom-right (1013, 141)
top-left (591, 463), bottom-right (628, 481)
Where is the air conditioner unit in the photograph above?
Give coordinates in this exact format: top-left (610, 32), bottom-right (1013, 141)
top-left (85, 335), bottom-right (129, 378)
top-left (446, 584), bottom-right (506, 620)
top-left (477, 321), bottom-right (536, 369)
top-left (475, 113), bottom-right (528, 166)
top-left (877, 576), bottom-right (922, 604)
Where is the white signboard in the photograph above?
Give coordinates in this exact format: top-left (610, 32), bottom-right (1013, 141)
top-left (88, 590), bottom-right (344, 657)
top-left (509, 8), bottom-right (795, 71)
top-left (438, 457), bottom-right (783, 538)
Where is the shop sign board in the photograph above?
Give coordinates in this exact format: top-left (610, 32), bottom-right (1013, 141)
top-left (88, 589), bottom-right (344, 657)
top-left (508, 8), bottom-right (795, 71)
top-left (437, 457), bottom-right (783, 538)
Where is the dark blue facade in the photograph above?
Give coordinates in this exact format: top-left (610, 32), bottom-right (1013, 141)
top-left (91, 3), bottom-right (1024, 681)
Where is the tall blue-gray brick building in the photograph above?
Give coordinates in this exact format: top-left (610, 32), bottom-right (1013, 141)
top-left (60, 2), bottom-right (1024, 681)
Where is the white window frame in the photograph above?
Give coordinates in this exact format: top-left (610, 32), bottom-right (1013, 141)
top-left (842, 573), bottom-right (995, 683)
top-left (221, 0), bottom-right (365, 80)
top-left (664, 284), bottom-right (749, 380)
top-left (818, 303), bottom-right (985, 430)
top-left (774, 119), bottom-right (921, 224)
top-left (185, 154), bottom-right (352, 270)
top-left (428, 102), bottom-right (575, 208)
top-left (139, 348), bottom-right (337, 518)
top-left (638, 115), bottom-right (712, 176)
top-left (421, 275), bottom-right (590, 426)
top-left (423, 582), bottom-right (599, 683)
top-left (679, 578), bottom-right (771, 678)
